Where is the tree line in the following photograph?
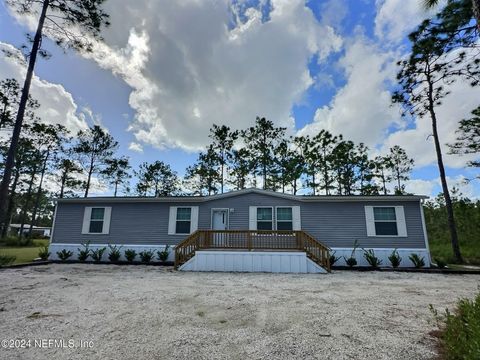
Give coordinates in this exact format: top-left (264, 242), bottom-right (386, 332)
top-left (0, 75), bottom-right (418, 238)
top-left (184, 118), bottom-right (415, 196)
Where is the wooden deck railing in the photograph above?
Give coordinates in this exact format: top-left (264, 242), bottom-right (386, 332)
top-left (174, 230), bottom-right (330, 272)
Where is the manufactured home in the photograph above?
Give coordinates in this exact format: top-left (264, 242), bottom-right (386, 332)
top-left (49, 188), bottom-right (431, 273)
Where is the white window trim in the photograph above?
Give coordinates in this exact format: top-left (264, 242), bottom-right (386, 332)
top-left (168, 206), bottom-right (199, 235)
top-left (275, 206), bottom-right (301, 231)
top-left (255, 206), bottom-right (274, 231)
top-left (81, 207), bottom-right (111, 235)
top-left (365, 206), bottom-right (407, 237)
top-left (210, 208), bottom-right (230, 230)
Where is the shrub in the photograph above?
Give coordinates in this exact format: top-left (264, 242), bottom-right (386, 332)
top-left (139, 250), bottom-right (154, 263)
top-left (0, 254), bottom-right (16, 267)
top-left (409, 253), bottom-right (425, 268)
top-left (124, 249), bottom-right (137, 263)
top-left (156, 245), bottom-right (171, 263)
top-left (329, 251), bottom-right (341, 266)
top-left (345, 257), bottom-right (357, 267)
top-left (388, 249), bottom-right (402, 268)
top-left (91, 247), bottom-right (107, 262)
top-left (108, 244), bottom-right (123, 262)
top-left (363, 248), bottom-right (382, 268)
top-left (344, 240), bottom-right (359, 268)
top-left (56, 249), bottom-right (73, 261)
top-left (434, 258), bottom-right (447, 269)
top-left (77, 241), bottom-right (91, 262)
top-left (430, 293), bottom-right (480, 359)
top-left (38, 246), bottom-right (50, 261)
top-left (3, 235), bottom-right (33, 247)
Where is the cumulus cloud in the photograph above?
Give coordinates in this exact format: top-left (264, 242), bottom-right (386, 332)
top-left (298, 32), bottom-right (404, 146)
top-left (128, 142), bottom-right (143, 153)
top-left (0, 42), bottom-right (88, 134)
top-left (374, 0), bottom-right (439, 42)
top-left (67, 0), bottom-right (342, 151)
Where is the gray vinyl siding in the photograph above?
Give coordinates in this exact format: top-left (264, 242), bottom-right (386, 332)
top-left (51, 192), bottom-right (426, 249)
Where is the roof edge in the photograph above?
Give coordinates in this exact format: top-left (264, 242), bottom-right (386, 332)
top-left (56, 188), bottom-right (428, 204)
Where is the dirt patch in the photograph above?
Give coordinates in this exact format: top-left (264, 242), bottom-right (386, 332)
top-left (0, 264), bottom-right (478, 360)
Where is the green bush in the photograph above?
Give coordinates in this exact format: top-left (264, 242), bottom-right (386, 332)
top-left (108, 244), bottom-right (123, 262)
top-left (430, 293), bottom-right (480, 359)
top-left (91, 247), bottom-right (107, 262)
top-left (124, 249), bottom-right (137, 263)
top-left (2, 236), bottom-right (33, 247)
top-left (139, 250), bottom-right (154, 263)
top-left (0, 254), bottom-right (16, 267)
top-left (388, 249), bottom-right (402, 268)
top-left (344, 240), bottom-right (359, 268)
top-left (363, 248), bottom-right (382, 268)
top-left (329, 251), bottom-right (341, 266)
top-left (56, 249), bottom-right (73, 261)
top-left (156, 245), bottom-right (170, 263)
top-left (344, 256), bottom-right (357, 267)
top-left (409, 253), bottom-right (425, 268)
top-left (434, 257), bottom-right (447, 269)
top-left (77, 241), bottom-right (91, 262)
top-left (38, 246), bottom-right (50, 261)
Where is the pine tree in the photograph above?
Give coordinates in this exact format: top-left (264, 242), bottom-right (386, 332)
top-left (102, 157), bottom-right (131, 197)
top-left (135, 161), bottom-right (179, 197)
top-left (0, 0), bottom-right (110, 229)
top-left (392, 3), bottom-right (479, 262)
top-left (73, 125), bottom-right (118, 197)
top-left (448, 106), bottom-right (480, 174)
top-left (388, 146), bottom-right (414, 194)
top-left (209, 124), bottom-right (238, 194)
top-left (241, 117), bottom-right (286, 190)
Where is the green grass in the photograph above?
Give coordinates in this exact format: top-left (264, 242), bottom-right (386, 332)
top-left (0, 239), bottom-right (50, 265)
top-left (430, 292), bottom-right (480, 359)
top-left (429, 238), bottom-right (480, 265)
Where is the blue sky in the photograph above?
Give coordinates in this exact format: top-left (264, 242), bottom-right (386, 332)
top-left (0, 0), bottom-right (478, 197)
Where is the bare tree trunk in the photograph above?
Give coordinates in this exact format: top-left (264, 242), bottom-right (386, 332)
top-left (0, 169), bottom-right (20, 238)
top-left (59, 171), bottom-right (66, 199)
top-left (84, 156), bottom-right (94, 197)
top-left (0, 0), bottom-right (50, 231)
top-left (19, 167), bottom-right (37, 236)
top-left (473, 0), bottom-right (480, 31)
top-left (311, 172), bottom-right (316, 195)
top-left (29, 150), bottom-right (50, 236)
top-left (427, 73), bottom-right (463, 263)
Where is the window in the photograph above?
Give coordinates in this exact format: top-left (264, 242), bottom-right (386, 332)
top-left (175, 207), bottom-right (192, 234)
top-left (257, 207), bottom-right (273, 230)
top-left (373, 207), bottom-right (398, 236)
top-left (82, 207), bottom-right (111, 235)
top-left (276, 207), bottom-right (293, 230)
top-left (89, 208), bottom-right (105, 233)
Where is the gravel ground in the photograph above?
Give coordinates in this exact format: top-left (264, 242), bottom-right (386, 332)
top-left (0, 264), bottom-right (479, 360)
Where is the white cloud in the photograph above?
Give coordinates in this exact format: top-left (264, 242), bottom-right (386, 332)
top-left (298, 33), bottom-right (404, 146)
top-left (405, 175), bottom-right (479, 199)
top-left (0, 42), bottom-right (87, 134)
top-left (71, 0), bottom-right (342, 151)
top-left (128, 142), bottom-right (143, 153)
top-left (374, 0), bottom-right (439, 42)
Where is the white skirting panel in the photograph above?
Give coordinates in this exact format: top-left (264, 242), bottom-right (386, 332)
top-left (179, 251), bottom-right (328, 273)
top-left (48, 243), bottom-right (174, 262)
top-left (330, 248), bottom-right (431, 268)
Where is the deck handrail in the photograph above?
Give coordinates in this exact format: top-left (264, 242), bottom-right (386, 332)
top-left (174, 230), bottom-right (330, 272)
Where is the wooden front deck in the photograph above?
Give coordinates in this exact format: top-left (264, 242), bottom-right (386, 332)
top-left (174, 230), bottom-right (331, 272)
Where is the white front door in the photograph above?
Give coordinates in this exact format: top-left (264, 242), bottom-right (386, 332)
top-left (212, 209), bottom-right (228, 230)
top-left (212, 209), bottom-right (228, 247)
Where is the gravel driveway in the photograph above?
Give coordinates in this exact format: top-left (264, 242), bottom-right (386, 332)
top-left (0, 264), bottom-right (479, 360)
